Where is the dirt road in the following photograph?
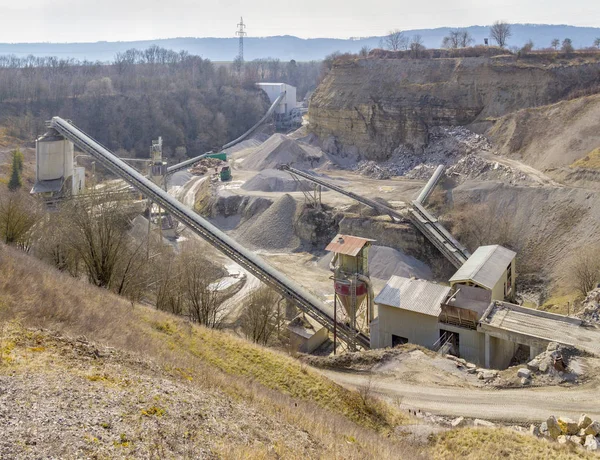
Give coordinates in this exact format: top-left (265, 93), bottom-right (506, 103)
top-left (323, 370), bottom-right (600, 423)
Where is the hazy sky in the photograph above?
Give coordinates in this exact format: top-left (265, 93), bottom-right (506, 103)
top-left (3, 0), bottom-right (599, 43)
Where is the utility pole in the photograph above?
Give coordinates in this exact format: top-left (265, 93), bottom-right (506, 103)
top-left (236, 17), bottom-right (247, 63)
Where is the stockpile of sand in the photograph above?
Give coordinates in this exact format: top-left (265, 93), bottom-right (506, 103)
top-left (241, 169), bottom-right (314, 192)
top-left (235, 194), bottom-right (301, 251)
top-left (318, 245), bottom-right (432, 281)
top-left (242, 134), bottom-right (323, 171)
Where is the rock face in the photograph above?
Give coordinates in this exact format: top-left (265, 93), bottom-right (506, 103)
top-left (309, 56), bottom-right (600, 160)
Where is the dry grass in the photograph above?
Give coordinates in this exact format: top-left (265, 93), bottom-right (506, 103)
top-left (571, 147), bottom-right (600, 169)
top-left (0, 244), bottom-right (420, 458)
top-left (538, 292), bottom-right (581, 316)
top-left (432, 427), bottom-right (594, 459)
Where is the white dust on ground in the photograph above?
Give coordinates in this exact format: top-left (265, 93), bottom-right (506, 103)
top-left (241, 133), bottom-right (324, 170)
top-left (241, 168), bottom-right (314, 192)
top-left (234, 193), bottom-right (301, 252)
top-left (317, 245), bottom-right (432, 281)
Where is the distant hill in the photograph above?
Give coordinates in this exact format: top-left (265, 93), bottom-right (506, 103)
top-left (1, 24), bottom-right (599, 62)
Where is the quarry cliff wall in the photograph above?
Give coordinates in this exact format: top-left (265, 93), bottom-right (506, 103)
top-left (309, 56), bottom-right (600, 160)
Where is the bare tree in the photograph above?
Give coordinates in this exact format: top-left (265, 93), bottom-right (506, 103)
top-left (595, 38), bottom-right (600, 49)
top-left (521, 39), bottom-right (535, 53)
top-left (562, 38), bottom-right (574, 54)
top-left (409, 35), bottom-right (426, 58)
top-left (359, 46), bottom-right (371, 57)
top-left (240, 286), bottom-right (283, 344)
top-left (179, 242), bottom-right (226, 328)
top-left (442, 29), bottom-right (474, 49)
top-left (0, 191), bottom-right (39, 251)
top-left (490, 21), bottom-right (512, 48)
top-left (384, 29), bottom-right (408, 51)
top-left (568, 247), bottom-right (600, 297)
top-left (551, 38), bottom-right (560, 50)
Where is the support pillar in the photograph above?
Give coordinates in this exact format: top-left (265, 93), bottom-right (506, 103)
top-left (485, 333), bottom-right (491, 369)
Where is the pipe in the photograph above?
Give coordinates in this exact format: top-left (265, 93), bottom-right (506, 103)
top-left (358, 274), bottom-right (375, 329)
top-left (329, 253), bottom-right (338, 272)
top-left (415, 164), bottom-right (445, 204)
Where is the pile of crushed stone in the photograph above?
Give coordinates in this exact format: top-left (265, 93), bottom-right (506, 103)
top-left (242, 134), bottom-right (323, 170)
top-left (318, 245), bottom-right (432, 281)
top-left (235, 194), bottom-right (301, 251)
top-left (578, 288), bottom-right (600, 323)
top-left (354, 126), bottom-right (494, 180)
top-left (241, 169), bottom-right (314, 192)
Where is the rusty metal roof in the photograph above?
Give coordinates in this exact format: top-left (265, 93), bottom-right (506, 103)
top-left (449, 245), bottom-right (516, 290)
top-left (375, 276), bottom-right (451, 317)
top-left (325, 234), bottom-right (375, 257)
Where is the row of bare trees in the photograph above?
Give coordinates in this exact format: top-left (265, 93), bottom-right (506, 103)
top-left (1, 187), bottom-right (287, 341)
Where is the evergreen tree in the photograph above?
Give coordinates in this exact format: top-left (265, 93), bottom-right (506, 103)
top-left (8, 151), bottom-right (22, 191)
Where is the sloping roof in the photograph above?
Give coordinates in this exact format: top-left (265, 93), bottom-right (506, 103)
top-left (375, 276), bottom-right (451, 317)
top-left (449, 245), bottom-right (516, 290)
top-left (325, 234), bottom-right (375, 257)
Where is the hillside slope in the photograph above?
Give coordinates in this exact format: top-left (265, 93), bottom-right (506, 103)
top-left (487, 94), bottom-right (600, 187)
top-left (0, 244), bottom-right (413, 458)
top-left (0, 244), bottom-right (593, 458)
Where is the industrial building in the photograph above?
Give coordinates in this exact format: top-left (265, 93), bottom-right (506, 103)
top-left (256, 83), bottom-right (302, 130)
top-left (370, 244), bottom-right (600, 369)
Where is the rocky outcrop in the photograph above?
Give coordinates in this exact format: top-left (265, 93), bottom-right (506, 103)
top-left (309, 56), bottom-right (600, 160)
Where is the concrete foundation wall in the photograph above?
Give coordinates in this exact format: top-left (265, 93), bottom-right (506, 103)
top-left (439, 324), bottom-right (485, 366)
top-left (489, 335), bottom-right (519, 369)
top-left (375, 305), bottom-right (439, 348)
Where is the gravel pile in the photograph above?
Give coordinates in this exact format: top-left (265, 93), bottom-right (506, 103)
top-left (241, 169), bottom-right (314, 192)
top-left (242, 134), bottom-right (323, 170)
top-left (236, 194), bottom-right (301, 251)
top-left (318, 245), bottom-right (432, 281)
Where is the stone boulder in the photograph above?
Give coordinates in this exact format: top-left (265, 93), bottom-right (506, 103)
top-left (451, 416), bottom-right (466, 428)
top-left (585, 421), bottom-right (600, 436)
top-left (529, 424), bottom-right (541, 437)
top-left (569, 435), bottom-right (583, 445)
top-left (579, 414), bottom-right (593, 430)
top-left (546, 416), bottom-right (562, 439)
top-left (558, 417), bottom-right (579, 435)
top-left (517, 368), bottom-right (532, 379)
top-left (527, 359), bottom-right (540, 371)
top-left (557, 435), bottom-right (568, 444)
top-left (585, 434), bottom-right (599, 451)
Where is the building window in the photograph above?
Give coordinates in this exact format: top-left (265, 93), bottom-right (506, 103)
top-left (392, 335), bottom-right (408, 347)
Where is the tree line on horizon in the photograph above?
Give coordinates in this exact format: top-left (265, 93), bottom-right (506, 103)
top-left (0, 46), bottom-right (322, 159)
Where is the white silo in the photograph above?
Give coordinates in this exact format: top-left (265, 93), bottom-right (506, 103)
top-left (33, 129), bottom-right (78, 198)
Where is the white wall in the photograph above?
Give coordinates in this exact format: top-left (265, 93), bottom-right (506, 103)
top-left (374, 305), bottom-right (439, 349)
top-left (256, 83), bottom-right (297, 115)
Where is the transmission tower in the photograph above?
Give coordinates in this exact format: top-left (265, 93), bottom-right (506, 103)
top-left (236, 17), bottom-right (247, 62)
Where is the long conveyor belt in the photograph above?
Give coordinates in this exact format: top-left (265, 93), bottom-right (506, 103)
top-left (278, 164), bottom-right (469, 268)
top-left (48, 117), bottom-right (369, 349)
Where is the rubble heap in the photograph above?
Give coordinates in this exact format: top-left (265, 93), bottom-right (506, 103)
top-left (353, 126), bottom-right (533, 185)
top-left (529, 413), bottom-right (600, 451)
top-left (189, 158), bottom-right (226, 175)
top-left (577, 288), bottom-right (600, 323)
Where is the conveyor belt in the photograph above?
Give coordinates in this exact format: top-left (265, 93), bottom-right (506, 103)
top-left (48, 117), bottom-right (369, 349)
top-left (278, 164), bottom-right (470, 269)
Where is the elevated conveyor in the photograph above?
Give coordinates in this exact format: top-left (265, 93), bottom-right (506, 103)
top-left (278, 164), bottom-right (469, 269)
top-left (166, 92), bottom-right (286, 175)
top-left (47, 117), bottom-right (369, 349)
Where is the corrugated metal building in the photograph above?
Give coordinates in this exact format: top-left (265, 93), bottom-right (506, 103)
top-left (449, 245), bottom-right (516, 302)
top-left (371, 276), bottom-right (450, 349)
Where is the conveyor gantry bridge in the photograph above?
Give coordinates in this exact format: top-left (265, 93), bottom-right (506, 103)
top-left (277, 164), bottom-right (470, 269)
top-left (47, 117), bottom-right (369, 349)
